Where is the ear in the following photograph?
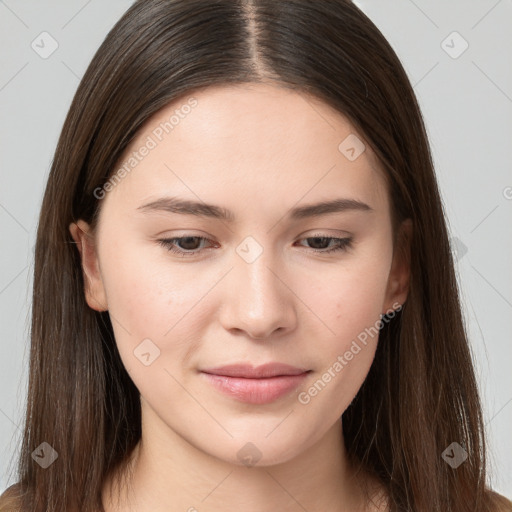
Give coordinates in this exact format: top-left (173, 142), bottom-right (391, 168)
top-left (69, 219), bottom-right (108, 312)
top-left (382, 218), bottom-right (412, 315)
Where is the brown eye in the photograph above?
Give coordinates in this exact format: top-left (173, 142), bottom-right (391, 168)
top-left (295, 236), bottom-right (353, 254)
top-left (158, 236), bottom-right (214, 257)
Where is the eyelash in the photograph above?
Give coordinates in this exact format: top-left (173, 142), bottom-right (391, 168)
top-left (157, 234), bottom-right (353, 258)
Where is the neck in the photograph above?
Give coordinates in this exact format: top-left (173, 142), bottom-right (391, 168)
top-left (102, 405), bottom-right (385, 512)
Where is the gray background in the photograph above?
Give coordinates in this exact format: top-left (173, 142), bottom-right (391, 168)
top-left (1, 0), bottom-right (511, 498)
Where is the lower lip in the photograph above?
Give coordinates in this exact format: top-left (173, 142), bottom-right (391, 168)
top-left (200, 372), bottom-right (309, 404)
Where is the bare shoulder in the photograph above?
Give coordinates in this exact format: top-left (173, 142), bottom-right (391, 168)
top-left (487, 489), bottom-right (512, 512)
top-left (0, 483), bottom-right (22, 512)
top-left (363, 485), bottom-right (512, 512)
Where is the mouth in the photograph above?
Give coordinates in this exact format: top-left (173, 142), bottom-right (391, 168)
top-left (200, 363), bottom-right (312, 404)
top-left (201, 362), bottom-right (310, 378)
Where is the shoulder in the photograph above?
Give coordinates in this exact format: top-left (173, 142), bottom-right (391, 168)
top-left (486, 489), bottom-right (512, 512)
top-left (0, 483), bottom-right (23, 512)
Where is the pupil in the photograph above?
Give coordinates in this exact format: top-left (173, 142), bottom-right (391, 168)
top-left (310, 237), bottom-right (328, 249)
top-left (181, 237), bottom-right (199, 250)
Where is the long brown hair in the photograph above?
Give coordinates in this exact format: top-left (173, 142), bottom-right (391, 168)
top-left (1, 1), bottom-right (508, 510)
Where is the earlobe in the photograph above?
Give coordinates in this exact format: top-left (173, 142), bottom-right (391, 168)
top-left (383, 219), bottom-right (412, 315)
top-left (68, 219), bottom-right (108, 312)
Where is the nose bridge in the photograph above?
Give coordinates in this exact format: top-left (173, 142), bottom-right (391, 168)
top-left (235, 235), bottom-right (282, 310)
top-left (220, 234), bottom-right (294, 338)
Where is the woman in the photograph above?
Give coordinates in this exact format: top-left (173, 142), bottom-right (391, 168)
top-left (1, 0), bottom-right (510, 510)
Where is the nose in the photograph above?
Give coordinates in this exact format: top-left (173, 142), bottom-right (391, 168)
top-left (218, 248), bottom-right (297, 340)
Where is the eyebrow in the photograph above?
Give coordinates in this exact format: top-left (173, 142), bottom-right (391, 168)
top-left (136, 196), bottom-right (373, 222)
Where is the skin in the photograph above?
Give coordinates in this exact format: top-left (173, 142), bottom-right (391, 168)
top-left (69, 82), bottom-right (411, 512)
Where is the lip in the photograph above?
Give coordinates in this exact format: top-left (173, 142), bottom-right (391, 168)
top-left (201, 362), bottom-right (309, 378)
top-left (200, 363), bottom-right (311, 404)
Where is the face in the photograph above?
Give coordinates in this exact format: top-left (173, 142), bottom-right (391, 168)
top-left (70, 83), bottom-right (410, 467)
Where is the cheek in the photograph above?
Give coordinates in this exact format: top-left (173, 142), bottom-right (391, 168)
top-left (98, 243), bottom-right (218, 375)
top-left (293, 250), bottom-right (391, 410)
top-left (300, 253), bottom-right (391, 348)
top-left (295, 283), bottom-right (384, 418)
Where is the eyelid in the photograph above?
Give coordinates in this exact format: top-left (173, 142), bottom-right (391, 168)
top-left (156, 228), bottom-right (353, 239)
top-left (157, 232), bottom-right (354, 258)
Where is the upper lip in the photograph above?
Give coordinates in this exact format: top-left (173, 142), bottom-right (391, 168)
top-left (201, 363), bottom-right (310, 378)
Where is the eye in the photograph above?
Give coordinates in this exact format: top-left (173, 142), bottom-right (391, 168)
top-left (157, 234), bottom-right (353, 257)
top-left (158, 236), bottom-right (215, 257)
top-left (295, 235), bottom-right (353, 254)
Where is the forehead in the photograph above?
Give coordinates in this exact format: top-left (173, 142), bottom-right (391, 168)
top-left (102, 83), bottom-right (389, 222)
